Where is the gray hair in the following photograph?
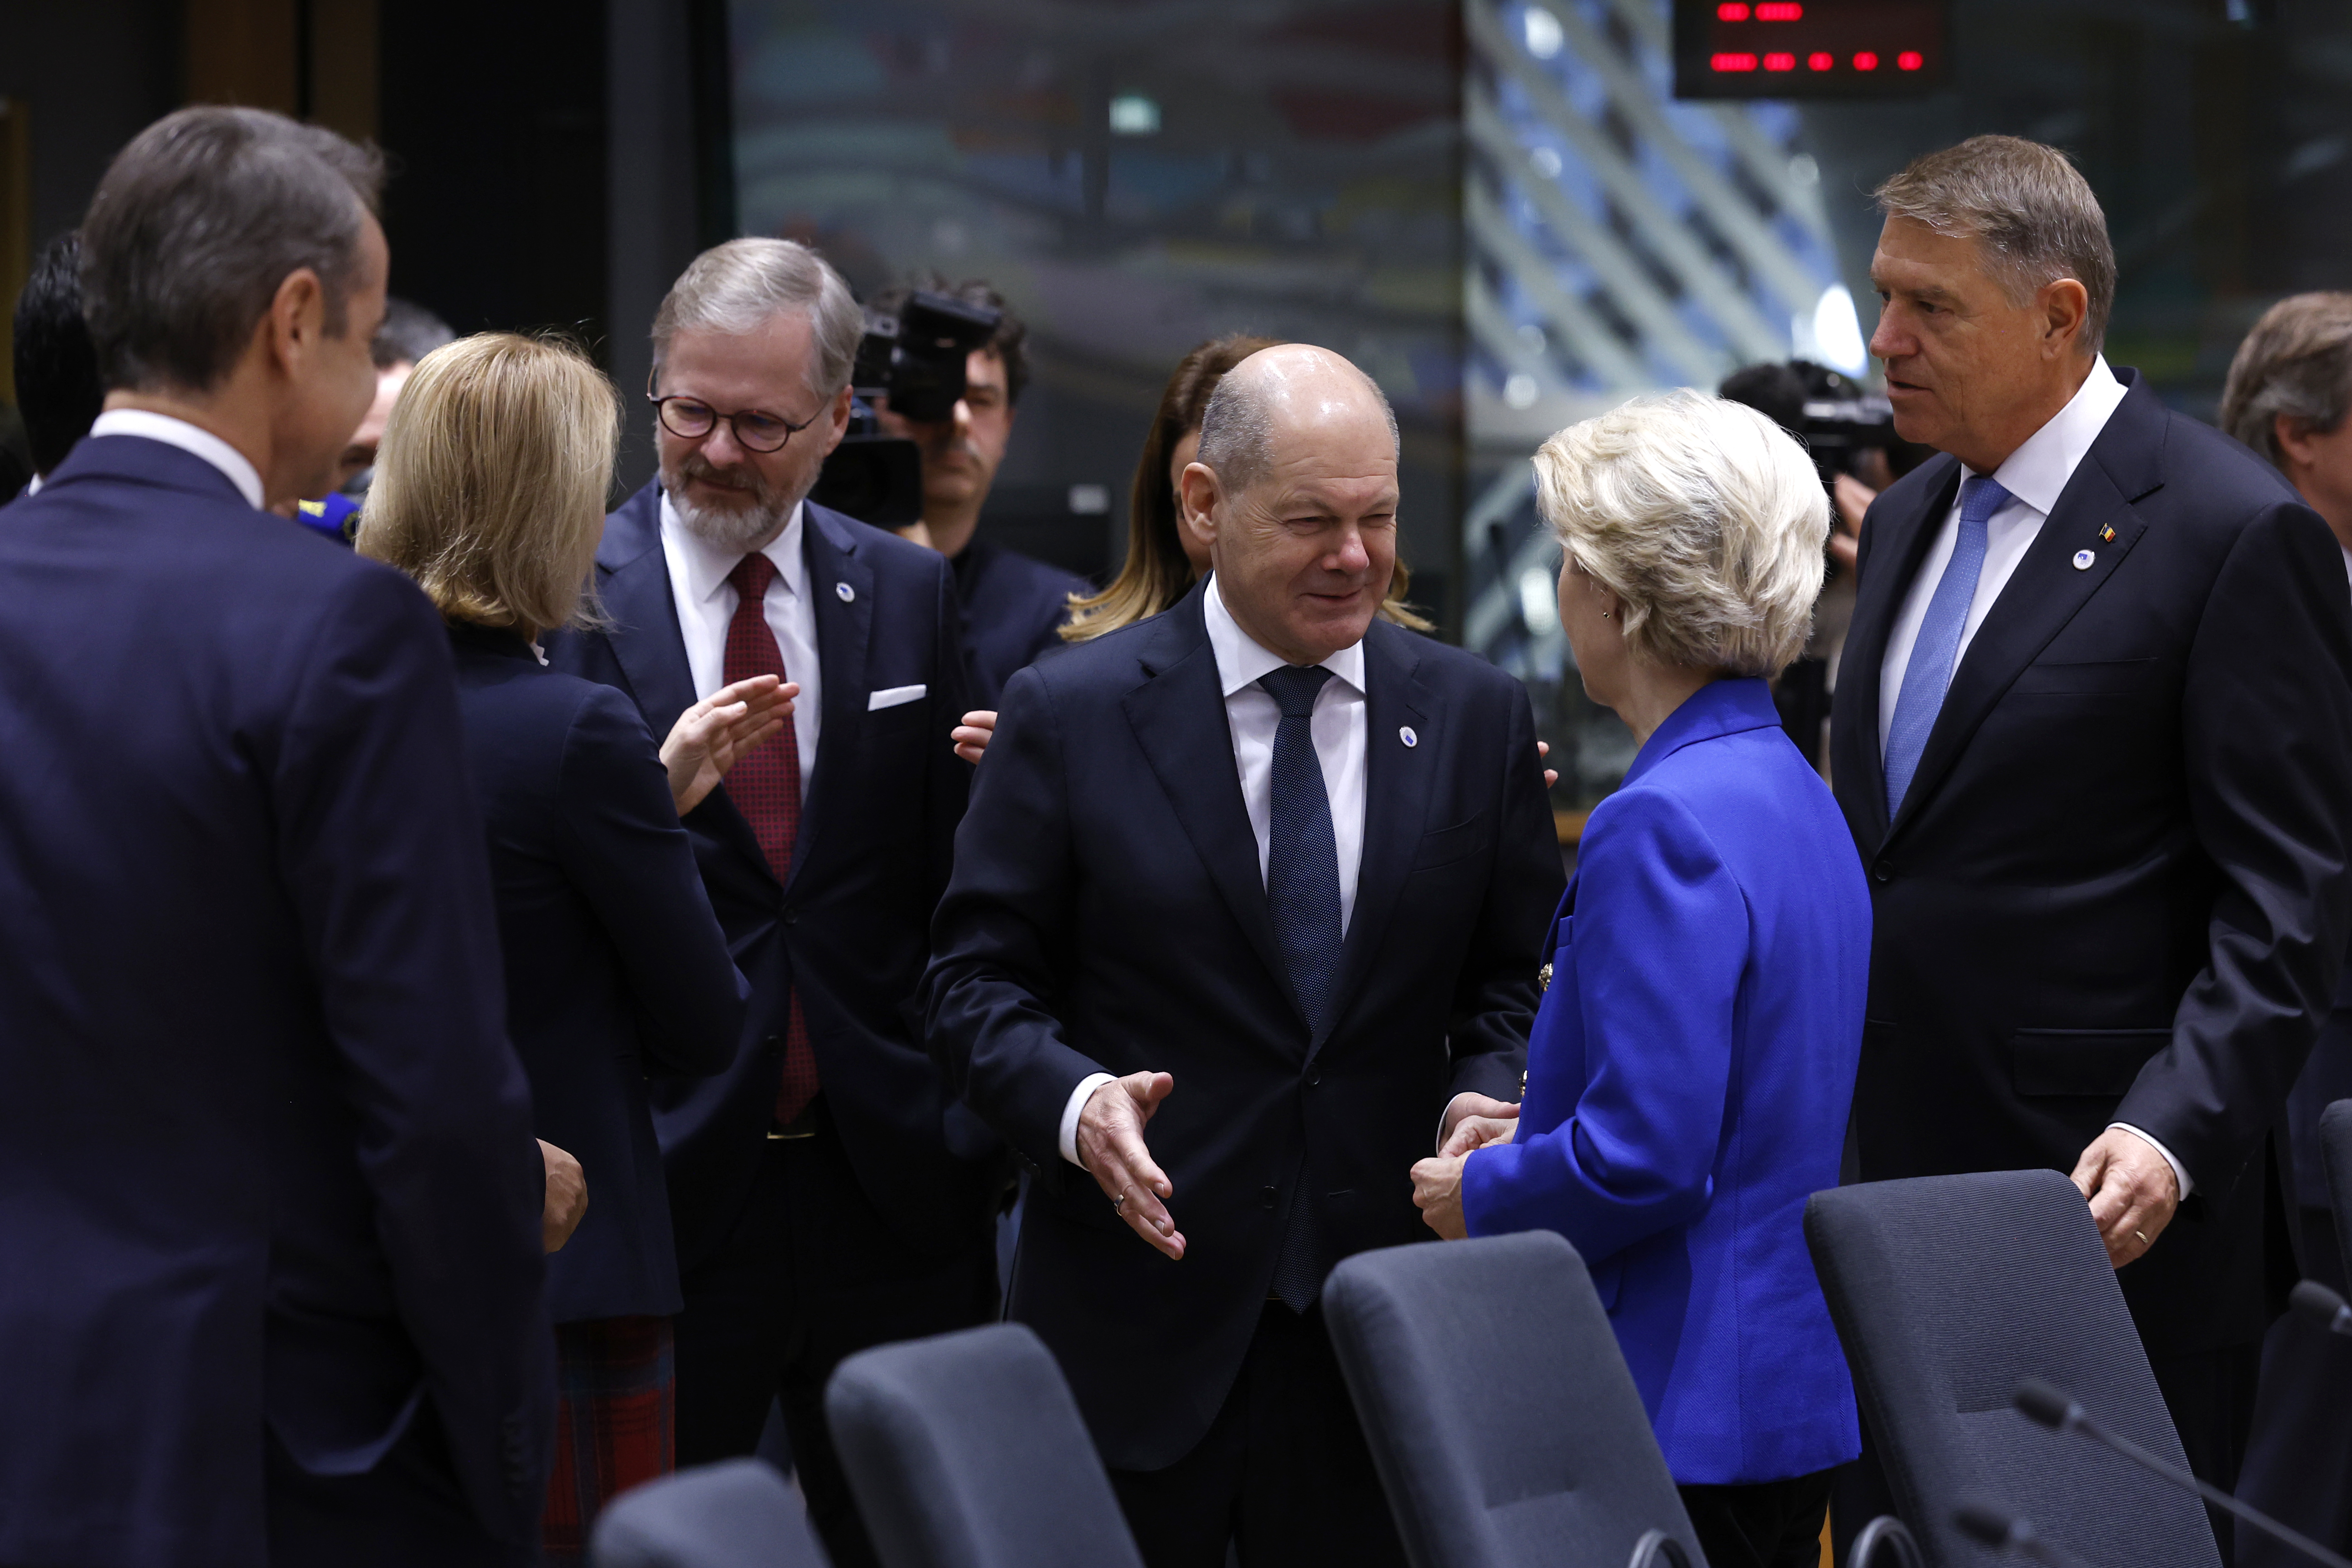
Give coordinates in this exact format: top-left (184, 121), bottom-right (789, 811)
top-left (80, 106), bottom-right (384, 393)
top-left (1876, 135), bottom-right (2116, 358)
top-left (1534, 389), bottom-right (1827, 679)
top-left (1195, 347), bottom-right (1400, 494)
top-left (2219, 292), bottom-right (2352, 470)
top-left (651, 238), bottom-right (862, 402)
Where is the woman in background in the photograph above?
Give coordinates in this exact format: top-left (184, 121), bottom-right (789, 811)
top-left (1409, 390), bottom-right (1868, 1568)
top-left (948, 332), bottom-right (1432, 761)
top-left (359, 334), bottom-right (786, 1562)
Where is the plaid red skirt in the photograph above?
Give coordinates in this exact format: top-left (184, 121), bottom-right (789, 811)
top-left (542, 1314), bottom-right (676, 1565)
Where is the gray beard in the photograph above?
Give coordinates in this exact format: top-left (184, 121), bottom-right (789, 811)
top-left (665, 468), bottom-right (800, 552)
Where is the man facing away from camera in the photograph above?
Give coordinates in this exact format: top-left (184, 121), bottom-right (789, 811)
top-left (1829, 135), bottom-right (2352, 1547)
top-left (925, 343), bottom-right (1562, 1568)
top-left (0, 106), bottom-right (552, 1568)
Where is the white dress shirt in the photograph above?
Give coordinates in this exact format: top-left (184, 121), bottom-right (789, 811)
top-left (88, 409), bottom-right (265, 509)
top-left (1057, 574), bottom-right (1372, 1166)
top-left (659, 492), bottom-right (821, 792)
top-left (1873, 357), bottom-right (2192, 1199)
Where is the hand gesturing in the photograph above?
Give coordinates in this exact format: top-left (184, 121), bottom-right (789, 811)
top-left (660, 675), bottom-right (797, 816)
top-left (1076, 1071), bottom-right (1185, 1259)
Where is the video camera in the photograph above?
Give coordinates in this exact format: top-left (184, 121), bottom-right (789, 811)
top-left (809, 289), bottom-right (1003, 526)
top-left (1718, 359), bottom-right (1902, 489)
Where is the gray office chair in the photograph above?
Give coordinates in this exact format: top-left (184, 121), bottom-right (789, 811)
top-left (1805, 1168), bottom-right (2220, 1568)
top-left (1320, 1230), bottom-right (1704, 1568)
top-left (825, 1321), bottom-right (1147, 1568)
top-left (2323, 1099), bottom-right (2352, 1269)
top-left (589, 1457), bottom-right (829, 1568)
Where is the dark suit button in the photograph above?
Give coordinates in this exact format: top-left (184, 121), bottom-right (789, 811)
top-left (1260, 1186), bottom-right (1277, 1209)
top-left (1306, 1068), bottom-right (1321, 1087)
top-left (764, 1034), bottom-right (781, 1056)
top-left (783, 908), bottom-right (799, 926)
top-left (1872, 864), bottom-right (1891, 883)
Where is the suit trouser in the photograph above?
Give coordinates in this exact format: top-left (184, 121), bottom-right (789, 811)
top-left (671, 1099), bottom-right (997, 1568)
top-left (1109, 1299), bottom-right (1407, 1568)
top-left (265, 1398), bottom-right (527, 1568)
top-left (1680, 1468), bottom-right (1835, 1568)
top-left (2237, 1207), bottom-right (2352, 1568)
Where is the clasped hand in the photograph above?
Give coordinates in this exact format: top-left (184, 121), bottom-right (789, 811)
top-left (1078, 1071), bottom-right (1186, 1259)
top-left (661, 676), bottom-right (797, 815)
top-left (1410, 1094), bottom-right (1520, 1241)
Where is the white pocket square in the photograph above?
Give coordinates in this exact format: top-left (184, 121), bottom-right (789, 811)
top-left (867, 684), bottom-right (927, 711)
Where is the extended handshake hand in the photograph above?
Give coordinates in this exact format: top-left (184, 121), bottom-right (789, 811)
top-left (1078, 1070), bottom-right (1186, 1260)
top-left (660, 674), bottom-right (797, 815)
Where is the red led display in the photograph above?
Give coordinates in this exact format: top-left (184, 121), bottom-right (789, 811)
top-left (1676, 0), bottom-right (1946, 98)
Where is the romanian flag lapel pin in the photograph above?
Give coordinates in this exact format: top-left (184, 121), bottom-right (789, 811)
top-left (2098, 523), bottom-right (2116, 543)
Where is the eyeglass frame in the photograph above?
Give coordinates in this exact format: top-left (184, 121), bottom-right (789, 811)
top-left (645, 376), bottom-right (824, 455)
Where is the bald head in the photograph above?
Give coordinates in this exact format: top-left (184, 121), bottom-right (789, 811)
top-left (1196, 344), bottom-right (1400, 497)
top-left (1179, 344), bottom-right (1403, 665)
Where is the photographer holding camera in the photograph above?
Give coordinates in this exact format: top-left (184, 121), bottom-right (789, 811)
top-left (868, 278), bottom-right (1089, 709)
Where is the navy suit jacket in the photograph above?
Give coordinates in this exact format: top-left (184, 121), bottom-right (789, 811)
top-left (0, 436), bottom-right (552, 1565)
top-left (1463, 679), bottom-right (1870, 1485)
top-left (923, 582), bottom-right (1564, 1469)
top-left (949, 536), bottom-right (1088, 709)
top-left (449, 624), bottom-right (745, 1322)
top-left (547, 483), bottom-right (995, 1266)
top-left (1829, 371), bottom-right (2352, 1354)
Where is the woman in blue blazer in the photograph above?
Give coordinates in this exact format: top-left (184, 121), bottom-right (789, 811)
top-left (1413, 389), bottom-right (1871, 1568)
top-left (359, 335), bottom-right (789, 1563)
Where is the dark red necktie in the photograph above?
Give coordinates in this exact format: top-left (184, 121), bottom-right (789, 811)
top-left (724, 553), bottom-right (818, 1127)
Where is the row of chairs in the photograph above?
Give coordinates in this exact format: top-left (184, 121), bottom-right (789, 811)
top-left (595, 1099), bottom-right (2352, 1568)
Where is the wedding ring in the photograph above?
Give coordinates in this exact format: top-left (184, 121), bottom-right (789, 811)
top-left (2132, 1229), bottom-right (2148, 1247)
top-left (1114, 1191), bottom-right (1128, 1214)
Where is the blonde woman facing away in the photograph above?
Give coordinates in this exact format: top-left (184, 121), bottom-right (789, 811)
top-left (1411, 390), bottom-right (1871, 1568)
top-left (358, 333), bottom-right (784, 1563)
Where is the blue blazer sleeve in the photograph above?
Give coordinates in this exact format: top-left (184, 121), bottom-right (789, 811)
top-left (555, 685), bottom-right (746, 1078)
top-left (1461, 785), bottom-right (1749, 1265)
top-left (276, 569), bottom-right (552, 1540)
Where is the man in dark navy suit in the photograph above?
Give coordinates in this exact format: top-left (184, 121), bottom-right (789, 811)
top-left (1829, 137), bottom-right (2352, 1540)
top-left (925, 344), bottom-right (1563, 1568)
top-left (0, 108), bottom-right (552, 1568)
top-left (871, 278), bottom-right (1089, 708)
top-left (547, 238), bottom-right (993, 1568)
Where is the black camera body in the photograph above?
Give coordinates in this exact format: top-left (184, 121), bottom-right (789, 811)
top-left (810, 290), bottom-right (1003, 526)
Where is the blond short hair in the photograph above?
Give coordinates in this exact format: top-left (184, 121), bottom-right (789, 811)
top-left (1534, 389), bottom-right (1827, 679)
top-left (1876, 135), bottom-right (2116, 358)
top-left (357, 332), bottom-right (618, 634)
top-left (651, 237), bottom-right (863, 402)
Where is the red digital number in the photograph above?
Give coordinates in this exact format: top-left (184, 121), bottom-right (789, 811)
top-left (1897, 50), bottom-right (1924, 70)
top-left (1763, 51), bottom-right (1795, 70)
top-left (1755, 2), bottom-right (1804, 19)
top-left (1807, 51), bottom-right (1833, 70)
top-left (1717, 2), bottom-right (1750, 18)
top-left (1852, 51), bottom-right (1879, 70)
top-left (1711, 52), bottom-right (1759, 71)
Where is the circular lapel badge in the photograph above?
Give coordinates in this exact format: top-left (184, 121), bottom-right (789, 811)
top-left (836, 581), bottom-right (856, 602)
top-left (1399, 726), bottom-right (1418, 748)
top-left (2071, 549), bottom-right (2095, 571)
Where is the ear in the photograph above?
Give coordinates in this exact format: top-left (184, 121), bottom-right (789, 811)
top-left (816, 382), bottom-right (854, 459)
top-left (1177, 461), bottom-right (1220, 550)
top-left (2275, 411), bottom-right (2321, 471)
top-left (263, 267), bottom-right (329, 377)
top-left (2039, 276), bottom-right (2090, 359)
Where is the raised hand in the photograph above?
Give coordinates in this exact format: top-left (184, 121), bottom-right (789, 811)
top-left (661, 675), bottom-right (797, 815)
top-left (952, 709), bottom-right (997, 766)
top-left (1076, 1071), bottom-right (1185, 1259)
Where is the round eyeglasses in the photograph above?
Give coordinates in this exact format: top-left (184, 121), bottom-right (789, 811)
top-left (647, 391), bottom-right (818, 454)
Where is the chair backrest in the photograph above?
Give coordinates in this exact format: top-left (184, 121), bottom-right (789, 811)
top-left (2323, 1099), bottom-right (2352, 1268)
top-left (1320, 1231), bottom-right (1702, 1568)
top-left (824, 1321), bottom-right (1147, 1568)
top-left (1804, 1169), bottom-right (2221, 1568)
top-left (589, 1458), bottom-right (829, 1568)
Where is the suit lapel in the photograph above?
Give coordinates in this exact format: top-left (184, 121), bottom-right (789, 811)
top-left (790, 506), bottom-right (875, 893)
top-left (1837, 456), bottom-right (1961, 852)
top-left (1322, 621), bottom-right (1432, 1057)
top-left (1886, 382), bottom-right (2168, 845)
top-left (1121, 592), bottom-right (1300, 1032)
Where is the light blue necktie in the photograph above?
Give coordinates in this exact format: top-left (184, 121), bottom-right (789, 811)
top-left (1883, 474), bottom-right (2012, 815)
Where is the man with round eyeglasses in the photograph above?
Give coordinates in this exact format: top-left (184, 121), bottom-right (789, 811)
top-left (548, 237), bottom-right (994, 1568)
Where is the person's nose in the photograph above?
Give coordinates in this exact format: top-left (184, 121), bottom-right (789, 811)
top-left (1329, 526), bottom-right (1371, 577)
top-left (700, 419), bottom-right (746, 469)
top-left (951, 399), bottom-right (973, 441)
top-left (1867, 304), bottom-right (1906, 364)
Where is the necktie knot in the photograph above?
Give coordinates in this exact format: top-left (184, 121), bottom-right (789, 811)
top-left (1959, 473), bottom-right (2013, 531)
top-left (729, 552), bottom-right (779, 605)
top-left (1259, 664), bottom-right (1334, 720)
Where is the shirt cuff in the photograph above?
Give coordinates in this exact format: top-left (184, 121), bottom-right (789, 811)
top-left (1060, 1073), bottom-right (1119, 1167)
top-left (1436, 1092), bottom-right (1481, 1153)
top-left (2108, 1122), bottom-right (2193, 1200)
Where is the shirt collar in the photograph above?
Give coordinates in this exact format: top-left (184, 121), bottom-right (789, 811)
top-left (1202, 573), bottom-right (1367, 699)
top-left (23, 472), bottom-right (41, 496)
top-left (1969, 354), bottom-right (2129, 516)
top-left (660, 489), bottom-right (807, 608)
top-left (88, 409), bottom-right (266, 510)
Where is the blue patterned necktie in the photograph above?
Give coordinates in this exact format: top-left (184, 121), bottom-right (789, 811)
top-left (1883, 474), bottom-right (2013, 815)
top-left (1259, 662), bottom-right (1340, 1313)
